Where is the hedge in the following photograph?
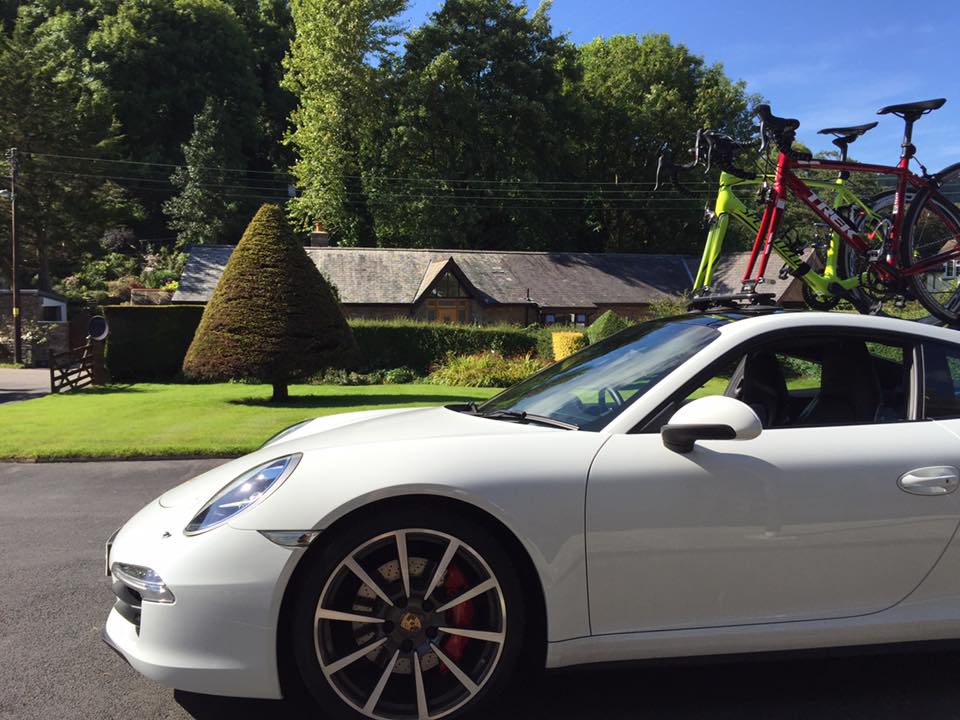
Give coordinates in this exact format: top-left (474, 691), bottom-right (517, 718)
top-left (103, 307), bottom-right (541, 380)
top-left (104, 305), bottom-right (205, 381)
top-left (551, 331), bottom-right (588, 361)
top-left (586, 310), bottom-right (632, 344)
top-left (350, 320), bottom-right (539, 373)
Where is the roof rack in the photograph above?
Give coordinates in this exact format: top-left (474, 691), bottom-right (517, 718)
top-left (686, 292), bottom-right (782, 315)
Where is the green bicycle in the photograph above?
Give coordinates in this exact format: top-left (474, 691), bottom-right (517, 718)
top-left (657, 125), bottom-right (894, 311)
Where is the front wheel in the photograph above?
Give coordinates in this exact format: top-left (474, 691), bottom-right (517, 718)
top-left (900, 165), bottom-right (960, 324)
top-left (291, 506), bottom-right (527, 720)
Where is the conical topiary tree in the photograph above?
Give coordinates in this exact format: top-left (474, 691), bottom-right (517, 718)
top-left (183, 204), bottom-right (357, 401)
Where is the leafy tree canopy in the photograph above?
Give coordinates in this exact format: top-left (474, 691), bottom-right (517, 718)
top-left (0, 13), bottom-right (142, 289)
top-left (369, 0), bottom-right (583, 250)
top-left (87, 0), bottom-right (261, 164)
top-left (575, 33), bottom-right (757, 252)
top-left (164, 98), bottom-right (249, 247)
top-left (283, 0), bottom-right (406, 246)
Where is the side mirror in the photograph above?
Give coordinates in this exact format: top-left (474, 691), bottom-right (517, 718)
top-left (661, 396), bottom-right (762, 454)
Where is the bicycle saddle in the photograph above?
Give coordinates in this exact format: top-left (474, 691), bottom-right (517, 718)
top-left (877, 98), bottom-right (946, 116)
top-left (817, 121), bottom-right (878, 138)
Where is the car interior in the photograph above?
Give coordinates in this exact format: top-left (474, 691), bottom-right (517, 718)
top-left (723, 337), bottom-right (911, 428)
top-left (639, 335), bottom-right (913, 434)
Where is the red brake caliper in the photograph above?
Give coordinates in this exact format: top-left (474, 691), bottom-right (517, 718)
top-left (439, 563), bottom-right (474, 671)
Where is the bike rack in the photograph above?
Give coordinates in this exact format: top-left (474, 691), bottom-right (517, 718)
top-left (687, 292), bottom-right (782, 314)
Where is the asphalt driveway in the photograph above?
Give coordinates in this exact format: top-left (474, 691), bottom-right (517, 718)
top-left (3, 459), bottom-right (960, 720)
top-left (0, 368), bottom-right (49, 403)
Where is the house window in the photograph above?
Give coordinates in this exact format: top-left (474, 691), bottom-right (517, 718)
top-left (945, 261), bottom-right (958, 280)
top-left (543, 314), bottom-right (556, 325)
top-left (41, 305), bottom-right (62, 322)
top-left (430, 272), bottom-right (468, 298)
top-left (575, 313), bottom-right (587, 327)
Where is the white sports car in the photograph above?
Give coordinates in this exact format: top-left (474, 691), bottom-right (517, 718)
top-left (104, 310), bottom-right (960, 719)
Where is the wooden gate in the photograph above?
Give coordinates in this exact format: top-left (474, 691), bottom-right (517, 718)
top-left (49, 342), bottom-right (96, 393)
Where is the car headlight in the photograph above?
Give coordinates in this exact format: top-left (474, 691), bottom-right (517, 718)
top-left (261, 420), bottom-right (312, 448)
top-left (185, 454), bottom-right (301, 535)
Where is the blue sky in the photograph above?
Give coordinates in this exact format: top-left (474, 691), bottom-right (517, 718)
top-left (398, 0), bottom-right (960, 168)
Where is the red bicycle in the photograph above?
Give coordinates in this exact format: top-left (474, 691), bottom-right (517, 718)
top-left (745, 99), bottom-right (960, 323)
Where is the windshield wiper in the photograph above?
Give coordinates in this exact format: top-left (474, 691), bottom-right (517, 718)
top-left (476, 410), bottom-right (579, 431)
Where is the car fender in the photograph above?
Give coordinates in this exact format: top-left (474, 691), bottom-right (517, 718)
top-left (234, 430), bottom-right (609, 642)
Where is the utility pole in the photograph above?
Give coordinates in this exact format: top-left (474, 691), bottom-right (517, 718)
top-left (7, 148), bottom-right (21, 365)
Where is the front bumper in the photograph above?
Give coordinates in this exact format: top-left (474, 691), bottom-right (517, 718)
top-left (102, 498), bottom-right (304, 699)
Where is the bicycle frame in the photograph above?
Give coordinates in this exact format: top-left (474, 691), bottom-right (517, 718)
top-left (742, 154), bottom-right (960, 289)
top-left (694, 171), bottom-right (879, 296)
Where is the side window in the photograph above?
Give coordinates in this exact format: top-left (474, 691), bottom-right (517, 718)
top-left (922, 342), bottom-right (960, 418)
top-left (676, 335), bottom-right (911, 429)
top-left (683, 359), bottom-right (741, 402)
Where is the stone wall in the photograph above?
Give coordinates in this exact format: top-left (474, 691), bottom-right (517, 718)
top-left (0, 295), bottom-right (70, 366)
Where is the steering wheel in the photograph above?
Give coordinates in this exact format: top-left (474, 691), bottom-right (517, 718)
top-left (598, 386), bottom-right (625, 412)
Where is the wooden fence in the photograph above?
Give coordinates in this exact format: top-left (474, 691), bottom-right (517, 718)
top-left (49, 342), bottom-right (97, 393)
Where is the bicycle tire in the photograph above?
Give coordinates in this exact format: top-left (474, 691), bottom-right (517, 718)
top-left (899, 164), bottom-right (960, 325)
top-left (834, 191), bottom-right (897, 312)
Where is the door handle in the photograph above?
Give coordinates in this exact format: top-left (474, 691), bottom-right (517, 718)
top-left (898, 466), bottom-right (960, 496)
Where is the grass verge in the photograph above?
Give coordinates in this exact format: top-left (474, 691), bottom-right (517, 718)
top-left (0, 383), bottom-right (499, 461)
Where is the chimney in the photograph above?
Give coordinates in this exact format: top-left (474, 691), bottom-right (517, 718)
top-left (310, 222), bottom-right (331, 247)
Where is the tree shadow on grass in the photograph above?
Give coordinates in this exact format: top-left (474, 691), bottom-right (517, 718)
top-left (229, 393), bottom-right (478, 409)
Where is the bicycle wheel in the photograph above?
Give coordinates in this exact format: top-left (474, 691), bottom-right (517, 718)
top-left (836, 191), bottom-right (897, 311)
top-left (900, 165), bottom-right (960, 324)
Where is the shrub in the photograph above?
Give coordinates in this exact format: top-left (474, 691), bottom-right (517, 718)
top-left (552, 331), bottom-right (588, 361)
top-left (427, 352), bottom-right (549, 388)
top-left (183, 204), bottom-right (358, 401)
top-left (586, 310), bottom-right (631, 344)
top-left (104, 305), bottom-right (205, 381)
top-left (308, 367), bottom-right (420, 385)
top-left (350, 320), bottom-right (538, 373)
top-left (383, 367), bottom-right (420, 384)
top-left (647, 293), bottom-right (690, 319)
top-left (528, 323), bottom-right (578, 360)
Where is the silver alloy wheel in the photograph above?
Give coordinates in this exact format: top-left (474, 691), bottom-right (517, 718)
top-left (314, 529), bottom-right (507, 720)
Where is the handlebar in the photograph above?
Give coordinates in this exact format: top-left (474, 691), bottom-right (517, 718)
top-left (654, 129), bottom-right (703, 197)
top-left (753, 104), bottom-right (811, 161)
top-left (701, 131), bottom-right (757, 179)
top-left (655, 128), bottom-right (757, 196)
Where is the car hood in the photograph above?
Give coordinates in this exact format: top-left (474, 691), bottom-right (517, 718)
top-left (158, 406), bottom-right (552, 509)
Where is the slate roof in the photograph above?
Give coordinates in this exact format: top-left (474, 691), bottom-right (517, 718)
top-left (173, 245), bottom-right (803, 307)
top-left (700, 251), bottom-right (806, 304)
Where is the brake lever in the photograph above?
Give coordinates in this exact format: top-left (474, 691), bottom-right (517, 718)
top-left (654, 149), bottom-right (669, 192)
top-left (758, 119), bottom-right (768, 155)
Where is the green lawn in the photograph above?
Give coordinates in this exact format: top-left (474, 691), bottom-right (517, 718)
top-left (0, 383), bottom-right (499, 461)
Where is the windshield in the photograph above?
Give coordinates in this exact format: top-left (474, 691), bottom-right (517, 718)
top-left (478, 317), bottom-right (723, 430)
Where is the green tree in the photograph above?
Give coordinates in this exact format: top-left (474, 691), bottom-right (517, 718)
top-left (183, 204), bottom-right (357, 401)
top-left (0, 13), bottom-right (141, 290)
top-left (370, 0), bottom-right (583, 250)
top-left (87, 0), bottom-right (262, 165)
top-left (164, 98), bottom-right (246, 247)
top-left (223, 0), bottom-right (295, 169)
top-left (576, 33), bottom-right (756, 253)
top-left (282, 0), bottom-right (406, 245)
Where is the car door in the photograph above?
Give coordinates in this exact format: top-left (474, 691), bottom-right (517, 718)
top-left (585, 331), bottom-right (960, 635)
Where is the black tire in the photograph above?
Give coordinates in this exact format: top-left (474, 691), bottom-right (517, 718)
top-left (290, 504), bottom-right (528, 720)
top-left (837, 190), bottom-right (898, 313)
top-left (900, 164), bottom-right (960, 325)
